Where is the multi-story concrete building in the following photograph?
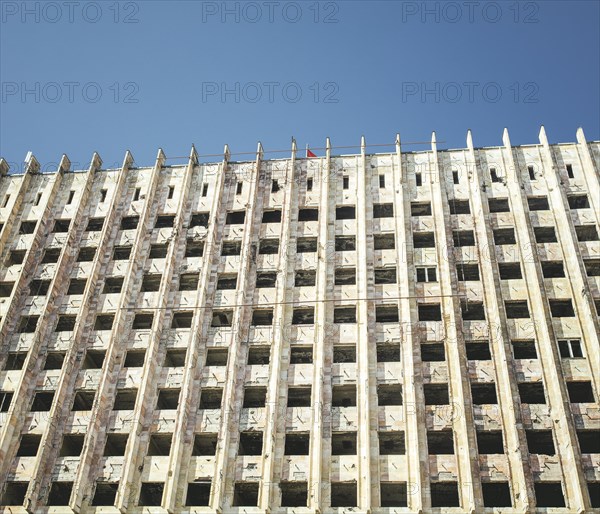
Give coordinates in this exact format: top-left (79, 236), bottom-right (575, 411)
top-left (0, 127), bottom-right (598, 513)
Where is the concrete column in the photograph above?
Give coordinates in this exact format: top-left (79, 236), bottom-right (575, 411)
top-left (308, 138), bottom-right (333, 512)
top-left (259, 141), bottom-right (300, 509)
top-left (393, 134), bottom-right (428, 512)
top-left (537, 127), bottom-right (600, 395)
top-left (501, 128), bottom-right (590, 511)
top-left (465, 130), bottom-right (534, 511)
top-left (163, 146), bottom-right (231, 512)
top-left (116, 146), bottom-right (200, 511)
top-left (71, 149), bottom-right (166, 512)
top-left (429, 133), bottom-right (482, 512)
top-left (575, 128), bottom-right (600, 222)
top-left (211, 143), bottom-right (265, 511)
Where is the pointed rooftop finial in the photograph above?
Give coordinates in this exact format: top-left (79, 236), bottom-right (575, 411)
top-left (58, 154), bottom-right (72, 173)
top-left (0, 158), bottom-right (9, 176)
top-left (395, 133), bottom-right (401, 146)
top-left (539, 125), bottom-right (549, 146)
top-left (156, 148), bottom-right (167, 168)
top-left (431, 131), bottom-right (437, 144)
top-left (256, 142), bottom-right (264, 160)
top-left (576, 127), bottom-right (586, 144)
top-left (89, 152), bottom-right (102, 172)
top-left (326, 137), bottom-right (331, 151)
top-left (224, 144), bottom-right (230, 161)
top-left (291, 138), bottom-right (297, 154)
top-left (361, 135), bottom-right (366, 152)
top-left (189, 144), bottom-right (199, 166)
top-left (122, 150), bottom-right (134, 170)
top-left (466, 129), bottom-right (474, 150)
top-left (502, 128), bottom-right (511, 148)
top-left (25, 151), bottom-right (40, 173)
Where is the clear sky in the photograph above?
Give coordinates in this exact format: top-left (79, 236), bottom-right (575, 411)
top-left (1, 0), bottom-right (599, 171)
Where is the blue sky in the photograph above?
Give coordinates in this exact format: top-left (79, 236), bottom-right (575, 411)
top-left (1, 0), bottom-right (599, 171)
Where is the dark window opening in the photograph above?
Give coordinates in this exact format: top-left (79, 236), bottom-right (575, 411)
top-left (138, 483), bottom-right (164, 507)
top-left (199, 388), bottom-right (223, 409)
top-left (335, 268), bottom-right (356, 285)
top-left (568, 194), bottom-right (590, 209)
top-left (67, 278), bottom-right (87, 295)
top-left (147, 434), bottom-right (172, 456)
top-left (59, 434), bottom-right (85, 456)
top-left (541, 261), bottom-right (565, 278)
top-left (92, 483), bottom-right (118, 506)
top-left (452, 170), bottom-right (460, 184)
top-left (528, 165), bottom-right (536, 180)
top-left (342, 176), bottom-right (349, 189)
top-left (482, 482), bottom-right (511, 507)
top-left (456, 263), bottom-right (480, 281)
top-left (526, 430), bottom-right (555, 455)
top-left (471, 383), bottom-right (498, 404)
top-left (186, 482), bottom-right (211, 506)
top-left (416, 267), bottom-right (437, 283)
top-left (211, 310), bottom-right (233, 327)
top-left (272, 179), bottom-right (280, 193)
top-left (120, 216), bottom-right (139, 230)
top-left (94, 314), bottom-right (115, 331)
top-left (113, 246), bottom-right (132, 260)
top-left (4, 351), bottom-right (27, 370)
top-left (335, 235), bottom-right (355, 251)
top-left (20, 221), bottom-right (36, 234)
top-left (421, 343), bottom-right (445, 362)
top-left (86, 218), bottom-right (104, 231)
top-left (82, 350), bottom-right (106, 369)
top-left (466, 341), bottom-right (492, 360)
top-left (290, 346), bottom-right (313, 364)
top-left (431, 482), bottom-right (460, 507)
top-left (164, 348), bottom-right (187, 367)
top-left (205, 348), bottom-right (228, 366)
top-left (124, 350), bottom-right (146, 367)
top-left (334, 306), bottom-right (356, 323)
top-left (252, 309), bottom-right (274, 326)
top-left (376, 305), bottom-right (399, 322)
top-left (588, 483), bottom-right (600, 508)
top-left (374, 267), bottom-right (397, 284)
top-left (374, 233), bottom-right (395, 250)
top-left (185, 239), bottom-right (204, 257)
top-left (280, 482), bottom-right (307, 507)
top-left (46, 482), bottom-right (73, 506)
top-left (44, 352), bottom-right (66, 370)
top-left (377, 384), bottom-right (402, 406)
top-left (490, 168), bottom-right (500, 182)
top-left (298, 208), bottom-right (318, 221)
top-left (285, 433), bottom-right (310, 455)
top-left (585, 259), bottom-right (600, 276)
top-left (415, 173), bottom-right (422, 186)
top-left (216, 274), bottom-right (237, 290)
top-left (221, 240), bottom-right (241, 256)
top-left (236, 182), bottom-right (242, 195)
top-left (292, 308), bottom-right (315, 325)
top-left (418, 304), bottom-right (441, 321)
top-left (332, 385), bottom-right (356, 407)
top-left (41, 248), bottom-right (61, 263)
top-left (17, 434), bottom-right (42, 456)
top-left (461, 301), bottom-right (486, 320)
top-left (179, 273), bottom-right (199, 291)
top-left (296, 237), bottom-right (317, 253)
top-left (566, 164), bottom-right (574, 178)
top-left (567, 382), bottom-right (595, 403)
top-left (262, 210), bottom-right (282, 223)
top-left (132, 313), bottom-right (154, 329)
top-left (380, 482), bottom-right (407, 507)
top-left (18, 315), bottom-right (39, 333)
top-left (133, 188), bottom-right (141, 201)
top-left (331, 483), bottom-right (357, 507)
top-left (113, 389), bottom-right (138, 410)
top-left (192, 434), bottom-right (218, 456)
top-left (549, 299), bottom-right (575, 317)
top-left (558, 339), bottom-right (583, 359)
top-left (449, 199), bottom-right (470, 215)
top-left (259, 238), bottom-right (279, 254)
top-left (156, 389), bottom-right (180, 410)
top-left (512, 340), bottom-right (537, 359)
top-left (494, 228), bottom-right (516, 245)
top-left (427, 430), bottom-right (454, 454)
top-left (77, 247), bottom-right (96, 262)
top-left (411, 202), bottom-right (432, 216)
top-left (527, 196), bottom-right (549, 211)
top-left (576, 225), bottom-right (599, 242)
top-left (423, 384), bottom-right (449, 405)
top-left (100, 189), bottom-right (107, 202)
top-left (0, 391), bottom-right (14, 412)
top-left (233, 483), bottom-right (259, 507)
top-left (333, 345), bottom-right (356, 363)
top-left (29, 279), bottom-right (51, 296)
top-left (8, 249), bottom-right (27, 265)
top-left (534, 226), bottom-right (557, 243)
top-left (413, 232), bottom-right (435, 248)
top-left (477, 430), bottom-right (504, 454)
top-left (226, 211), bottom-right (246, 224)
top-left (141, 274), bottom-right (161, 292)
top-left (577, 430), bottom-right (600, 453)
top-left (1, 281), bottom-right (16, 297)
top-left (31, 391), bottom-right (55, 412)
top-left (243, 387), bottom-right (267, 408)
top-left (488, 198), bottom-right (510, 213)
top-left (190, 212), bottom-right (209, 228)
top-left (499, 262), bottom-right (522, 280)
top-left (149, 244), bottom-right (168, 258)
top-left (238, 431), bottom-right (264, 454)
top-left (295, 270), bottom-right (316, 287)
top-left (155, 215), bottom-right (175, 228)
top-left (336, 206), bottom-right (356, 220)
top-left (53, 219), bottom-right (71, 233)
top-left (379, 174), bottom-right (386, 188)
top-left (377, 343), bottom-right (401, 362)
top-left (306, 178), bottom-right (313, 191)
top-left (256, 271), bottom-right (277, 288)
top-left (103, 434), bottom-right (129, 456)
top-left (505, 301), bottom-right (530, 319)
top-left (332, 432), bottom-right (357, 455)
top-left (453, 230), bottom-right (475, 247)
top-left (247, 346), bottom-right (270, 365)
top-left (56, 315), bottom-right (77, 332)
top-left (534, 482), bottom-right (565, 508)
top-left (374, 203), bottom-right (393, 218)
top-left (519, 383), bottom-right (546, 404)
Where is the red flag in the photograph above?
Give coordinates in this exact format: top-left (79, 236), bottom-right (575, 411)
top-left (306, 147), bottom-right (317, 158)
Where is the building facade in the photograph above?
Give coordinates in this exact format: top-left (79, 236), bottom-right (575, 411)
top-left (0, 127), bottom-right (598, 513)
